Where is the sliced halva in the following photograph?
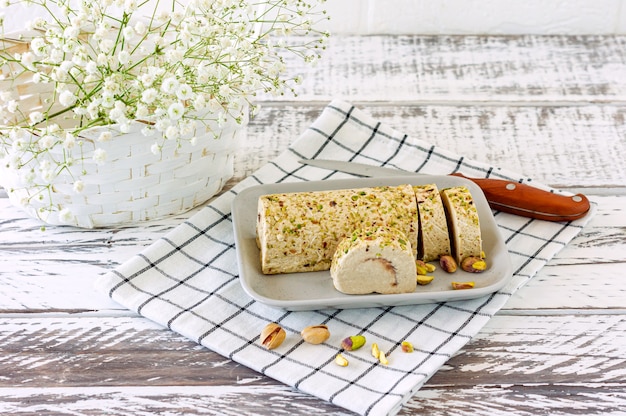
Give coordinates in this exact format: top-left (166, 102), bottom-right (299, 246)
top-left (413, 184), bottom-right (451, 262)
top-left (330, 227), bottom-right (417, 295)
top-left (256, 184), bottom-right (418, 274)
top-left (440, 186), bottom-right (483, 263)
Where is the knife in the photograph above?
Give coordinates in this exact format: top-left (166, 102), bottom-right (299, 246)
top-left (298, 159), bottom-right (590, 222)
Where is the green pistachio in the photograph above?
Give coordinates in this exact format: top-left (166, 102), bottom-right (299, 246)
top-left (341, 335), bottom-right (366, 351)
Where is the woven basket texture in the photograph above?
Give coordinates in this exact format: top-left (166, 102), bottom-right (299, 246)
top-left (0, 35), bottom-right (247, 228)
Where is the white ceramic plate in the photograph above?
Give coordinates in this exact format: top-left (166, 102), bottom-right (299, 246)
top-left (232, 175), bottom-right (512, 311)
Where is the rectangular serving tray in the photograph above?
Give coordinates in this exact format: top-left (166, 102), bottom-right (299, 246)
top-left (232, 175), bottom-right (512, 311)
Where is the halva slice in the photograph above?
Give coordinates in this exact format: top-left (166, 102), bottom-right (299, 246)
top-left (330, 227), bottom-right (417, 295)
top-left (413, 184), bottom-right (451, 262)
top-left (440, 186), bottom-right (483, 263)
top-left (256, 184), bottom-right (418, 274)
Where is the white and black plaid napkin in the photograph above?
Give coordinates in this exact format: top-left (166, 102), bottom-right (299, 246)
top-left (96, 100), bottom-right (595, 416)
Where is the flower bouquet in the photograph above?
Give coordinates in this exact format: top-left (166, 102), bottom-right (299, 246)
top-left (0, 0), bottom-right (328, 228)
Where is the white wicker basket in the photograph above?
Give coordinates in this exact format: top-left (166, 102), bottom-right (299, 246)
top-left (1, 121), bottom-right (245, 228)
top-left (0, 35), bottom-right (247, 228)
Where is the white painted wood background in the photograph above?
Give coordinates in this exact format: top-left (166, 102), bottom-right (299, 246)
top-left (4, 0), bottom-right (626, 34)
top-left (1, 33), bottom-right (625, 415)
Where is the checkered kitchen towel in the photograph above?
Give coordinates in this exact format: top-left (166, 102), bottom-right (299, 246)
top-left (96, 100), bottom-right (595, 416)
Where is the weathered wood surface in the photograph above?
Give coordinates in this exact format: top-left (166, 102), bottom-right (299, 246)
top-left (0, 315), bottom-right (623, 414)
top-left (1, 35), bottom-right (626, 415)
top-left (237, 104), bottom-right (626, 190)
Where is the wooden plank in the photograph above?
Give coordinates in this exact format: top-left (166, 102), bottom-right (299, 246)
top-left (1, 383), bottom-right (624, 416)
top-left (238, 104), bottom-right (626, 189)
top-left (0, 386), bottom-right (353, 416)
top-left (0, 315), bottom-right (623, 414)
top-left (409, 384), bottom-right (626, 415)
top-left (269, 35), bottom-right (626, 103)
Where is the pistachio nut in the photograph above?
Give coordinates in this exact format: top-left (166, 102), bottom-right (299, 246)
top-left (301, 324), bottom-right (330, 344)
top-left (378, 350), bottom-right (389, 365)
top-left (416, 275), bottom-right (434, 285)
top-left (416, 260), bottom-right (437, 275)
top-left (415, 260), bottom-right (429, 276)
top-left (371, 342), bottom-right (380, 359)
top-left (439, 255), bottom-right (457, 273)
top-left (335, 353), bottom-right (349, 367)
top-left (451, 281), bottom-right (475, 290)
top-left (461, 256), bottom-right (487, 273)
top-left (401, 340), bottom-right (414, 353)
top-left (371, 342), bottom-right (389, 365)
top-left (341, 335), bottom-right (366, 351)
top-left (260, 322), bottom-right (286, 349)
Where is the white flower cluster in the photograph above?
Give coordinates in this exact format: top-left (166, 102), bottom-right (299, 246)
top-left (0, 0), bottom-right (329, 222)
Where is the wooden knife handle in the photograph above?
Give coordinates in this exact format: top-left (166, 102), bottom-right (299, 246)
top-left (450, 173), bottom-right (591, 222)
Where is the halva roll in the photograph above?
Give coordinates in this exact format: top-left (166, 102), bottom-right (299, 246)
top-left (330, 227), bottom-right (417, 294)
top-left (256, 184), bottom-right (418, 274)
top-left (440, 186), bottom-right (483, 263)
top-left (414, 184), bottom-right (451, 262)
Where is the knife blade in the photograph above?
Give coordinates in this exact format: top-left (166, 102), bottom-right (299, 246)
top-left (298, 159), bottom-right (590, 222)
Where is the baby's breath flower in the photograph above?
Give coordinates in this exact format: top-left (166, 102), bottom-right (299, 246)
top-left (168, 102), bottom-right (185, 120)
top-left (165, 125), bottom-right (179, 140)
top-left (161, 77), bottom-right (180, 94)
top-left (64, 25), bottom-right (80, 39)
top-left (176, 84), bottom-right (193, 100)
top-left (1, 0), bottom-right (328, 218)
top-left (134, 21), bottom-right (147, 36)
top-left (139, 73), bottom-right (155, 87)
top-left (40, 169), bottom-right (55, 183)
top-left (59, 90), bottom-right (77, 107)
top-left (58, 208), bottom-right (74, 223)
top-left (63, 133), bottom-right (76, 149)
top-left (73, 180), bottom-right (84, 193)
top-left (141, 126), bottom-right (155, 137)
top-left (122, 26), bottom-right (135, 40)
top-left (20, 52), bottom-right (36, 70)
top-left (93, 148), bottom-right (107, 165)
top-left (29, 111), bottom-right (44, 125)
top-left (135, 104), bottom-right (149, 118)
top-left (29, 37), bottom-right (47, 57)
top-left (141, 88), bottom-right (158, 104)
top-left (39, 135), bottom-right (56, 150)
top-left (98, 131), bottom-right (112, 142)
top-left (6, 100), bottom-right (18, 113)
top-left (118, 50), bottom-right (130, 65)
top-left (101, 93), bottom-right (115, 108)
top-left (85, 61), bottom-right (98, 74)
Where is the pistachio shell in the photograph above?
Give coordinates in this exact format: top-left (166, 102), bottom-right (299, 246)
top-left (461, 256), bottom-right (487, 273)
top-left (260, 323), bottom-right (286, 349)
top-left (301, 325), bottom-right (330, 344)
top-left (439, 255), bottom-right (457, 273)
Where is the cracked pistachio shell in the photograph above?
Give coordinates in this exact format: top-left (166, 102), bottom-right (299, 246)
top-left (260, 323), bottom-right (286, 349)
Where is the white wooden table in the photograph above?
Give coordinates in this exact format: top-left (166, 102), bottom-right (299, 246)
top-left (1, 35), bottom-right (625, 415)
